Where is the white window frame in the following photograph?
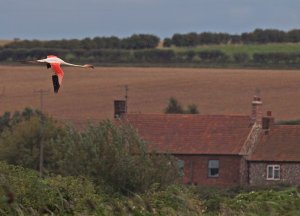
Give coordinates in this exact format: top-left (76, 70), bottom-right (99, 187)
top-left (177, 159), bottom-right (185, 177)
top-left (208, 160), bottom-right (219, 178)
top-left (266, 165), bottom-right (280, 180)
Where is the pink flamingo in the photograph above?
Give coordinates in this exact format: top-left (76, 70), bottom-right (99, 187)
top-left (27, 55), bottom-right (94, 93)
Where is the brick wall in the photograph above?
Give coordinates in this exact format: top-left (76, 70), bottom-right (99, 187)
top-left (249, 162), bottom-right (300, 186)
top-left (175, 155), bottom-right (243, 187)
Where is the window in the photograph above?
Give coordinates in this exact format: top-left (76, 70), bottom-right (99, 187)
top-left (208, 160), bottom-right (219, 177)
top-left (266, 165), bottom-right (280, 180)
top-left (177, 159), bottom-right (185, 177)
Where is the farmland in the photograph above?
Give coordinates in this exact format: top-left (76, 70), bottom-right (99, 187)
top-left (0, 39), bottom-right (12, 46)
top-left (0, 66), bottom-right (300, 127)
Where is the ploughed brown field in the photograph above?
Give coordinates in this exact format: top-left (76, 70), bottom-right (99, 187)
top-left (0, 66), bottom-right (300, 127)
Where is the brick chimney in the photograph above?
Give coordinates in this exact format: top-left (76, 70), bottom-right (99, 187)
top-left (114, 100), bottom-right (127, 118)
top-left (251, 96), bottom-right (263, 125)
top-left (262, 111), bottom-right (274, 134)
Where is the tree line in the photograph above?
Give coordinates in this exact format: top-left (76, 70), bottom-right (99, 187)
top-left (164, 28), bottom-right (300, 47)
top-left (4, 29), bottom-right (300, 50)
top-left (2, 47), bottom-right (300, 67)
top-left (2, 29), bottom-right (300, 67)
top-left (5, 34), bottom-right (160, 50)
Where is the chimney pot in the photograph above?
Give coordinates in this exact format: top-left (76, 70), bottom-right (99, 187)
top-left (251, 96), bottom-right (263, 125)
top-left (262, 111), bottom-right (274, 133)
top-left (114, 100), bottom-right (127, 118)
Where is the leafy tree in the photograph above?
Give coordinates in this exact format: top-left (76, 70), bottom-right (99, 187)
top-left (121, 34), bottom-right (160, 49)
top-left (0, 112), bottom-right (10, 132)
top-left (165, 97), bottom-right (184, 114)
top-left (287, 29), bottom-right (300, 42)
top-left (186, 104), bottom-right (199, 114)
top-left (49, 121), bottom-right (181, 194)
top-left (0, 110), bottom-right (64, 171)
top-left (163, 38), bottom-right (173, 47)
top-left (0, 108), bottom-right (181, 194)
top-left (165, 97), bottom-right (200, 114)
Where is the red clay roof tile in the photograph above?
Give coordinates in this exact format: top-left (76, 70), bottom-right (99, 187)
top-left (122, 113), bottom-right (252, 155)
top-left (249, 125), bottom-right (300, 162)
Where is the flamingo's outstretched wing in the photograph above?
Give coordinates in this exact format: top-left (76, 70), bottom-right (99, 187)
top-left (19, 60), bottom-right (52, 70)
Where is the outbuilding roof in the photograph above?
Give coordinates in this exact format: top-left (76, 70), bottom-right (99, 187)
top-left (249, 125), bottom-right (300, 162)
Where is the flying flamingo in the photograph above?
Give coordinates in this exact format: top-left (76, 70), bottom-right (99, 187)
top-left (27, 55), bottom-right (94, 93)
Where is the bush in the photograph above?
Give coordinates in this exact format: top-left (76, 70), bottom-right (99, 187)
top-left (197, 50), bottom-right (230, 63)
top-left (233, 52), bottom-right (250, 64)
top-left (0, 108), bottom-right (65, 171)
top-left (50, 121), bottom-right (181, 194)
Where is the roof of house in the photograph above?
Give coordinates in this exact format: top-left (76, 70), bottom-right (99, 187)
top-left (249, 125), bottom-right (300, 162)
top-left (121, 113), bottom-right (253, 155)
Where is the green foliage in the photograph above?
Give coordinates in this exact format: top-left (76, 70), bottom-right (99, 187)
top-left (49, 121), bottom-right (181, 194)
top-left (186, 104), bottom-right (199, 114)
top-left (164, 97), bottom-right (184, 114)
top-left (222, 187), bottom-right (300, 216)
top-left (197, 50), bottom-right (230, 63)
top-left (0, 162), bottom-right (202, 216)
top-left (0, 108), bottom-right (64, 171)
top-left (0, 161), bottom-right (105, 215)
top-left (133, 49), bottom-right (175, 63)
top-left (1, 154), bottom-right (300, 215)
top-left (233, 52), bottom-right (250, 63)
top-left (277, 119), bottom-right (300, 125)
top-left (0, 108), bottom-right (181, 195)
top-left (139, 185), bottom-right (204, 215)
top-left (163, 38), bottom-right (172, 47)
top-left (4, 34), bottom-right (159, 50)
top-left (165, 97), bottom-right (200, 114)
top-left (3, 29), bottom-right (300, 68)
top-left (168, 29), bottom-right (300, 47)
top-left (2, 108), bottom-right (300, 215)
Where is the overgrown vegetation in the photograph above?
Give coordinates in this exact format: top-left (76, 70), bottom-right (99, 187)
top-left (0, 108), bottom-right (180, 195)
top-left (1, 162), bottom-right (299, 215)
top-left (0, 108), bottom-right (300, 215)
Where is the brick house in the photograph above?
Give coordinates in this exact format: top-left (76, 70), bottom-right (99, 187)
top-left (115, 97), bottom-right (300, 187)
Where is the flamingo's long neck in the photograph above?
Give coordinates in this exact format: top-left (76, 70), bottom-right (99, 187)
top-left (62, 62), bottom-right (84, 68)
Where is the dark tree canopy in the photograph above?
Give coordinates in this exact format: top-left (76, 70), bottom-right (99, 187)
top-left (164, 97), bottom-right (200, 114)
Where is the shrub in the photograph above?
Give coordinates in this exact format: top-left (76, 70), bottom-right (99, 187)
top-left (50, 121), bottom-right (181, 194)
top-left (0, 161), bottom-right (105, 215)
